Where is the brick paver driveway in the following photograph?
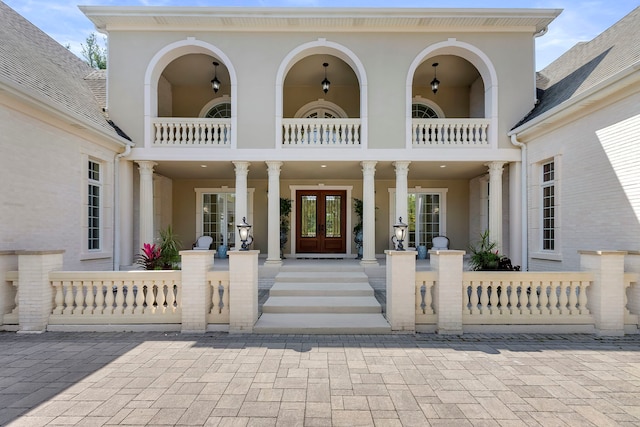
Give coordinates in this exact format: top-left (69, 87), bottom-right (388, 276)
top-left (0, 332), bottom-right (639, 426)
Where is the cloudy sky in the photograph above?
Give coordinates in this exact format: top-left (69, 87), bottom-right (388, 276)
top-left (3, 0), bottom-right (638, 70)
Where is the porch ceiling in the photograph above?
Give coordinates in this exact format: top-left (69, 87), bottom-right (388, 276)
top-left (153, 160), bottom-right (488, 181)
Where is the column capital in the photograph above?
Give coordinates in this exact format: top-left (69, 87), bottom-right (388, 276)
top-left (361, 161), bottom-right (377, 175)
top-left (233, 161), bottom-right (250, 175)
top-left (266, 161), bottom-right (283, 174)
top-left (136, 160), bottom-right (157, 174)
top-left (485, 161), bottom-right (507, 176)
top-left (393, 161), bottom-right (411, 174)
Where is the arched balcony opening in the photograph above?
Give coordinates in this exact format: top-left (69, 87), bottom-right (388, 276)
top-left (282, 54), bottom-right (360, 146)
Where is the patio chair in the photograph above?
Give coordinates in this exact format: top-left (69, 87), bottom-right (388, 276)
top-left (432, 235), bottom-right (450, 250)
top-left (192, 235), bottom-right (213, 250)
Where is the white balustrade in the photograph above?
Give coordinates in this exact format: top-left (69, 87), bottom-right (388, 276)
top-left (462, 272), bottom-right (592, 324)
top-left (282, 119), bottom-right (361, 146)
top-left (207, 271), bottom-right (230, 324)
top-left (152, 118), bottom-right (231, 146)
top-left (49, 271), bottom-right (182, 325)
top-left (412, 119), bottom-right (490, 147)
top-left (415, 272), bottom-right (437, 325)
top-left (3, 271), bottom-right (19, 325)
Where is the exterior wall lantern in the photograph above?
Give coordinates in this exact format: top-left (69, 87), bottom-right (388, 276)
top-left (211, 61), bottom-right (221, 93)
top-left (392, 217), bottom-right (408, 251)
top-left (237, 217), bottom-right (253, 251)
top-left (321, 62), bottom-right (330, 94)
top-left (430, 62), bottom-right (440, 94)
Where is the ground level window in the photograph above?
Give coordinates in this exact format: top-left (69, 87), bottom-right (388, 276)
top-left (542, 161), bottom-right (555, 250)
top-left (202, 193), bottom-right (236, 249)
top-left (88, 160), bottom-right (101, 250)
top-left (408, 193), bottom-right (441, 248)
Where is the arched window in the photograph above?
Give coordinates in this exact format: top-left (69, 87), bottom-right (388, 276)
top-left (205, 102), bottom-right (231, 118)
top-left (412, 103), bottom-right (439, 119)
top-left (295, 100), bottom-right (347, 119)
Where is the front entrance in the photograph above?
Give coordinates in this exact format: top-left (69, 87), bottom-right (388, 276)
top-left (296, 190), bottom-right (347, 253)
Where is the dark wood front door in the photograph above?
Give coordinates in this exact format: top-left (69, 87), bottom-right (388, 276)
top-left (296, 190), bottom-right (347, 253)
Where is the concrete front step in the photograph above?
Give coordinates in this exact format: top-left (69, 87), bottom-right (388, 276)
top-left (275, 271), bottom-right (369, 283)
top-left (269, 282), bottom-right (374, 297)
top-left (263, 296), bottom-right (381, 313)
top-left (254, 313), bottom-right (391, 334)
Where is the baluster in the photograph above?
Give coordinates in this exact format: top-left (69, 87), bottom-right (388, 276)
top-left (166, 282), bottom-right (177, 313)
top-left (63, 281), bottom-right (74, 315)
top-left (530, 281), bottom-right (540, 314)
top-left (114, 282), bottom-right (125, 314)
top-left (419, 282), bottom-right (427, 314)
top-left (548, 281), bottom-right (559, 315)
top-left (94, 281), bottom-right (105, 315)
top-left (283, 124), bottom-right (289, 145)
top-left (155, 124), bottom-right (161, 144)
top-left (519, 281), bottom-right (530, 314)
top-left (568, 282), bottom-right (579, 315)
top-left (479, 282), bottom-right (489, 314)
top-left (481, 123), bottom-right (489, 144)
top-left (487, 282), bottom-right (498, 315)
top-left (104, 281), bottom-right (115, 314)
top-left (187, 123), bottom-right (194, 145)
top-left (578, 281), bottom-right (590, 314)
top-left (84, 281), bottom-right (95, 315)
top-left (354, 123), bottom-right (360, 145)
top-left (209, 281), bottom-right (216, 314)
top-left (218, 282), bottom-right (226, 314)
top-left (125, 282), bottom-right (135, 314)
top-left (537, 281), bottom-right (549, 315)
top-left (499, 281), bottom-right (509, 315)
top-left (508, 281), bottom-right (519, 315)
top-left (52, 281), bottom-right (64, 315)
top-left (166, 124), bottom-right (174, 145)
top-left (160, 123), bottom-right (167, 144)
top-left (212, 124), bottom-right (220, 145)
top-left (135, 282), bottom-right (146, 315)
top-left (469, 282), bottom-right (479, 314)
top-left (558, 282), bottom-right (569, 315)
top-left (297, 124), bottom-right (303, 145)
top-left (71, 281), bottom-right (84, 315)
top-left (195, 123), bottom-right (203, 145)
top-left (454, 122), bottom-right (461, 144)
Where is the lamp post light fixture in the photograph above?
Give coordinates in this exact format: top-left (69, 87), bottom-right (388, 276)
top-left (321, 62), bottom-right (330, 94)
top-left (237, 217), bottom-right (253, 251)
top-left (211, 61), bottom-right (221, 93)
top-left (392, 217), bottom-right (408, 251)
top-left (430, 62), bottom-right (440, 94)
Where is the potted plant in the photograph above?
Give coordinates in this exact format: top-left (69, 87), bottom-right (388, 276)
top-left (280, 197), bottom-right (292, 258)
top-left (468, 230), bottom-right (501, 271)
top-left (159, 225), bottom-right (181, 269)
top-left (353, 198), bottom-right (363, 259)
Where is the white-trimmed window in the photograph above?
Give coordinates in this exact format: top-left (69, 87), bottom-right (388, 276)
top-left (541, 161), bottom-right (555, 251)
top-left (194, 187), bottom-right (254, 249)
top-left (87, 160), bottom-right (102, 251)
top-left (389, 188), bottom-right (448, 249)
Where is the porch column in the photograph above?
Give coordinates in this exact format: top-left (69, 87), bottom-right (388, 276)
top-left (136, 161), bottom-right (156, 249)
top-left (361, 161), bottom-right (378, 265)
top-left (509, 161), bottom-right (522, 268)
top-left (233, 162), bottom-right (250, 246)
top-left (393, 161), bottom-right (410, 234)
top-left (119, 160), bottom-right (134, 268)
top-left (486, 161), bottom-right (506, 252)
top-left (266, 161), bottom-right (283, 265)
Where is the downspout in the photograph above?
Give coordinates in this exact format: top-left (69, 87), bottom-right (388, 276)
top-left (113, 142), bottom-right (132, 271)
top-left (510, 134), bottom-right (528, 271)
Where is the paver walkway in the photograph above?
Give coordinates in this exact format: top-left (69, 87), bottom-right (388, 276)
top-left (0, 332), bottom-right (639, 426)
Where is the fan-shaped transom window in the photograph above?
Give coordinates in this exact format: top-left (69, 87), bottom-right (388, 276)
top-left (412, 103), bottom-right (439, 119)
top-left (205, 102), bottom-right (231, 118)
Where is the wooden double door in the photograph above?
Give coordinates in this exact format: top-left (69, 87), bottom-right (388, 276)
top-left (296, 190), bottom-right (347, 254)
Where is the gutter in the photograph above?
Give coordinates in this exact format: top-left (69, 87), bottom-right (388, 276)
top-left (509, 134), bottom-right (528, 271)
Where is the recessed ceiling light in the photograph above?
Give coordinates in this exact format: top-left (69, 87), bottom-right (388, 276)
top-left (200, 164), bottom-right (207, 168)
top-left (321, 164), bottom-right (327, 168)
top-left (440, 165), bottom-right (447, 168)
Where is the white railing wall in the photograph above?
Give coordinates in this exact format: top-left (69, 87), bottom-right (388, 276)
top-left (282, 119), bottom-right (361, 146)
top-left (412, 119), bottom-right (490, 147)
top-left (152, 118), bottom-right (231, 146)
top-left (48, 271), bottom-right (182, 325)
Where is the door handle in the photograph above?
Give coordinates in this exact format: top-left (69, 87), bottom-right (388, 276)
top-left (319, 224), bottom-right (325, 234)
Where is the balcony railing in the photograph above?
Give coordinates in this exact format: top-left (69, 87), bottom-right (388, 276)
top-left (282, 119), bottom-right (361, 146)
top-left (152, 118), bottom-right (231, 146)
top-left (412, 119), bottom-right (490, 147)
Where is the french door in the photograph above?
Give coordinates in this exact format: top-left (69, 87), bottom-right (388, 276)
top-left (296, 190), bottom-right (346, 253)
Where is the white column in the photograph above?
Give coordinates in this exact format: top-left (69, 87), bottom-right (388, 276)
top-left (137, 161), bottom-right (157, 248)
top-left (393, 161), bottom-right (410, 235)
top-left (361, 161), bottom-right (378, 265)
top-left (266, 161), bottom-right (283, 265)
top-left (119, 160), bottom-right (134, 267)
top-left (233, 162), bottom-right (250, 247)
top-left (509, 162), bottom-right (522, 268)
top-left (486, 161), bottom-right (506, 252)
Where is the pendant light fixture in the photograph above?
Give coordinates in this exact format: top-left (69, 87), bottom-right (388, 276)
top-left (321, 62), bottom-right (330, 94)
top-left (430, 62), bottom-right (440, 94)
top-left (211, 61), bottom-right (221, 93)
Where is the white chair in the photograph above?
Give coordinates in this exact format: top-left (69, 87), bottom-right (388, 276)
top-left (192, 235), bottom-right (213, 250)
top-left (432, 236), bottom-right (450, 250)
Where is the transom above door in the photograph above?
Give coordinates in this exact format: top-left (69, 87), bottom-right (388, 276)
top-left (296, 190), bottom-right (347, 254)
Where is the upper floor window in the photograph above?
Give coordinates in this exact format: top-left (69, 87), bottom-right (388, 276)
top-left (88, 160), bottom-right (101, 251)
top-left (205, 102), bottom-right (231, 118)
top-left (412, 103), bottom-right (439, 119)
top-left (542, 161), bottom-right (555, 251)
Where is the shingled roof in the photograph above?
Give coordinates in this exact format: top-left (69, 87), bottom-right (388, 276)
top-left (515, 6), bottom-right (640, 128)
top-left (0, 2), bottom-right (129, 142)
